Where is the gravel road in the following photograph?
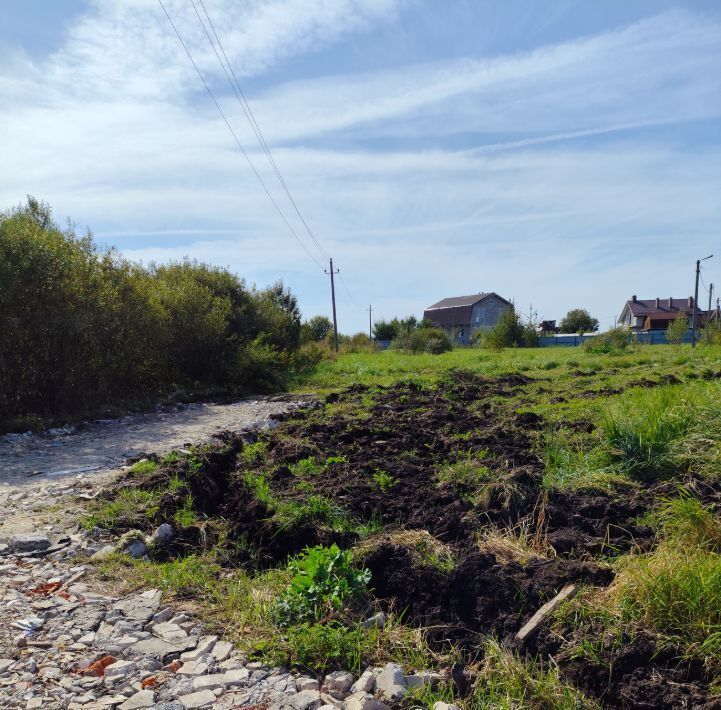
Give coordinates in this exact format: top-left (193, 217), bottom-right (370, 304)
top-left (0, 397), bottom-right (305, 488)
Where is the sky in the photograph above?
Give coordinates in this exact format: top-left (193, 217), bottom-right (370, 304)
top-left (1, 0), bottom-right (720, 332)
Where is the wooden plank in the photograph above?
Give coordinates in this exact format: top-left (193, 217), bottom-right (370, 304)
top-left (515, 584), bottom-right (577, 645)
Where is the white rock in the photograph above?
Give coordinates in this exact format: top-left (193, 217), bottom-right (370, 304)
top-left (432, 703), bottom-right (460, 710)
top-left (346, 693), bottom-right (390, 710)
top-left (178, 661), bottom-right (209, 676)
top-left (119, 690), bottom-right (155, 709)
top-left (211, 640), bottom-right (233, 662)
top-left (323, 670), bottom-right (354, 697)
top-left (180, 635), bottom-right (217, 662)
top-left (151, 622), bottom-right (188, 644)
top-left (0, 658), bottom-right (16, 674)
top-left (224, 668), bottom-right (250, 686)
top-left (350, 670), bottom-right (375, 695)
top-left (192, 674), bottom-right (227, 692)
top-left (179, 689), bottom-right (217, 708)
top-left (299, 677), bottom-right (320, 691)
top-left (375, 663), bottom-right (406, 702)
top-left (104, 661), bottom-right (137, 677)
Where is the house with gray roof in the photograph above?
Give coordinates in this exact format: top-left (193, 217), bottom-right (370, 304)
top-left (424, 292), bottom-right (512, 343)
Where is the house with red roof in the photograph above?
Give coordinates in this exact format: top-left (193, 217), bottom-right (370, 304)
top-left (617, 295), bottom-right (705, 332)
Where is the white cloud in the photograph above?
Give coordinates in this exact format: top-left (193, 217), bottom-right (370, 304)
top-left (0, 3), bottom-right (719, 331)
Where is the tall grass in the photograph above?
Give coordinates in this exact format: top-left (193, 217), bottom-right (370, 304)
top-left (601, 383), bottom-right (721, 480)
top-left (612, 496), bottom-right (721, 666)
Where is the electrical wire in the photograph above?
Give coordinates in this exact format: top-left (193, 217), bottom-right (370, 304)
top-left (191, 0), bottom-right (330, 262)
top-left (337, 271), bottom-right (363, 310)
top-left (157, 0), bottom-right (324, 270)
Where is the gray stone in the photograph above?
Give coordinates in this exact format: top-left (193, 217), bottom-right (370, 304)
top-left (152, 622), bottom-right (188, 644)
top-left (104, 660), bottom-right (137, 678)
top-left (346, 693), bottom-right (390, 710)
top-left (112, 590), bottom-right (162, 623)
top-left (323, 670), bottom-right (354, 697)
top-left (224, 668), bottom-right (249, 686)
top-left (177, 661), bottom-right (209, 676)
top-left (350, 671), bottom-right (375, 695)
top-left (210, 640), bottom-right (232, 662)
top-left (282, 690), bottom-right (323, 710)
top-left (122, 540), bottom-right (147, 558)
top-left (130, 637), bottom-right (186, 660)
top-left (92, 545), bottom-right (117, 560)
top-left (375, 663), bottom-right (406, 702)
top-left (191, 674), bottom-right (227, 692)
top-left (298, 678), bottom-right (320, 691)
top-left (404, 672), bottom-right (438, 689)
top-left (432, 704), bottom-right (460, 710)
top-left (151, 607), bottom-right (174, 625)
top-left (119, 690), bottom-right (155, 709)
top-left (150, 523), bottom-right (174, 546)
top-left (9, 533), bottom-right (51, 553)
top-left (179, 690), bottom-right (216, 708)
top-left (319, 693), bottom-right (345, 708)
top-left (0, 658), bottom-right (16, 674)
top-left (179, 635), bottom-right (217, 662)
top-left (361, 612), bottom-right (386, 629)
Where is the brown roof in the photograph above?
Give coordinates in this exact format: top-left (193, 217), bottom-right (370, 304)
top-left (424, 292), bottom-right (510, 328)
top-left (626, 297), bottom-right (702, 318)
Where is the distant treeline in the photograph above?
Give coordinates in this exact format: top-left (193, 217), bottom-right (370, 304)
top-left (0, 198), bottom-right (301, 429)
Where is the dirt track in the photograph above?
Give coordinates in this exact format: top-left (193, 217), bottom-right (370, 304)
top-left (0, 397), bottom-right (302, 488)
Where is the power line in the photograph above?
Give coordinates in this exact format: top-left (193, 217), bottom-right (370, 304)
top-left (191, 0), bottom-right (330, 262)
top-left (156, 0), bottom-right (324, 270)
top-left (337, 272), bottom-right (363, 310)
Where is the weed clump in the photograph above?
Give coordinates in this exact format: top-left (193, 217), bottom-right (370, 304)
top-left (612, 496), bottom-right (721, 667)
top-left (274, 544), bottom-right (370, 626)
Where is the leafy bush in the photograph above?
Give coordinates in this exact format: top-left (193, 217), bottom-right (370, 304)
top-left (0, 198), bottom-right (301, 427)
top-left (479, 307), bottom-right (537, 350)
top-left (582, 327), bottom-right (631, 354)
top-left (301, 315), bottom-right (333, 343)
top-left (275, 545), bottom-right (370, 626)
top-left (391, 327), bottom-right (452, 354)
top-left (666, 313), bottom-right (689, 345)
top-left (559, 308), bottom-right (599, 334)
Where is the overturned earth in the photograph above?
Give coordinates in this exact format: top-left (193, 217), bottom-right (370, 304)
top-left (95, 371), bottom-right (721, 709)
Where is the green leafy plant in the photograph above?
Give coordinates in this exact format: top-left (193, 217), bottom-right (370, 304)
top-left (290, 456), bottom-right (323, 477)
top-left (371, 469), bottom-right (398, 492)
top-left (275, 544), bottom-right (370, 626)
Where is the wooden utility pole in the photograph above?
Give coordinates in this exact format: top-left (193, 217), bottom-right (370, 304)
top-left (692, 255), bottom-right (713, 347)
top-left (368, 305), bottom-right (373, 344)
top-left (325, 258), bottom-right (339, 352)
top-left (709, 283), bottom-right (714, 314)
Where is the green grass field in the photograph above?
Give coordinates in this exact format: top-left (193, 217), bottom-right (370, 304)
top-left (87, 342), bottom-right (721, 708)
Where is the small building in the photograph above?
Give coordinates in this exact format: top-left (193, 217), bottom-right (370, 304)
top-left (424, 292), bottom-right (512, 343)
top-left (618, 296), bottom-right (704, 331)
top-left (538, 320), bottom-right (558, 334)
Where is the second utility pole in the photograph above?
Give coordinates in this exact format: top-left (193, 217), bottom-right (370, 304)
top-left (326, 258), bottom-right (339, 353)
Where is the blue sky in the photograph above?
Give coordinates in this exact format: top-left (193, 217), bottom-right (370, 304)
top-left (2, 0), bottom-right (720, 332)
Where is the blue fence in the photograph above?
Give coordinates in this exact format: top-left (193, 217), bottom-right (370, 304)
top-left (539, 329), bottom-right (694, 347)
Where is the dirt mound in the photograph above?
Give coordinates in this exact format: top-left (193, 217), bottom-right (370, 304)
top-left (364, 543), bottom-right (613, 653)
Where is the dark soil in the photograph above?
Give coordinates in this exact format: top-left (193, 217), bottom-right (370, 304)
top-left (102, 371), bottom-right (721, 708)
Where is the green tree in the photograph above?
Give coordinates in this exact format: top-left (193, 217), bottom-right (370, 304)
top-left (666, 313), bottom-right (689, 345)
top-left (372, 319), bottom-right (399, 341)
top-left (559, 308), bottom-right (599, 334)
top-left (301, 315), bottom-right (333, 343)
top-left (482, 307), bottom-right (526, 349)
